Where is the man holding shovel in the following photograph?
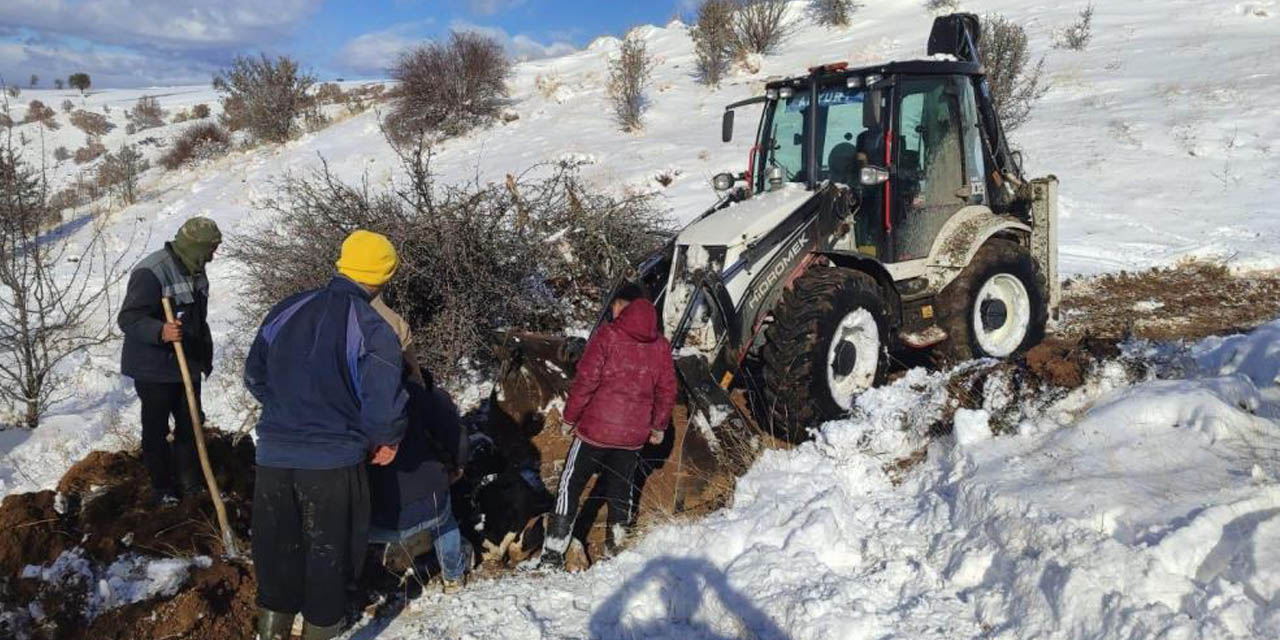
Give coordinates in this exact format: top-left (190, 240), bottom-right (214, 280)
top-left (244, 230), bottom-right (409, 640)
top-left (118, 217), bottom-right (221, 506)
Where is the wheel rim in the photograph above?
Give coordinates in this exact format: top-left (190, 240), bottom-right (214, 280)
top-left (826, 308), bottom-right (880, 411)
top-left (972, 273), bottom-right (1031, 357)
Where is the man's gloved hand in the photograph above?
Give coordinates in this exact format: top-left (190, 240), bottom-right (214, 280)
top-left (649, 429), bottom-right (665, 445)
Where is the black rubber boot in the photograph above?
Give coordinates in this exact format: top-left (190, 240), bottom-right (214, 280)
top-left (255, 607), bottom-right (295, 640)
top-left (539, 549), bottom-right (565, 570)
top-left (302, 619), bottom-right (345, 640)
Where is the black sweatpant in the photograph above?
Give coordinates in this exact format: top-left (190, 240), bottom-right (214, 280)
top-left (545, 438), bottom-right (640, 554)
top-left (252, 464), bottom-right (370, 627)
top-left (134, 379), bottom-right (201, 495)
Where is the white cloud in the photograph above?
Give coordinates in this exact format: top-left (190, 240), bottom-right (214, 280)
top-left (448, 21), bottom-right (576, 61)
top-left (336, 20), bottom-right (576, 74)
top-left (0, 0), bottom-right (321, 52)
top-left (0, 39), bottom-right (219, 88)
top-left (468, 0), bottom-right (527, 16)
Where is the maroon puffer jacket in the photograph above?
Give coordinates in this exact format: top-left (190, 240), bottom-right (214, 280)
top-left (563, 299), bottom-right (678, 450)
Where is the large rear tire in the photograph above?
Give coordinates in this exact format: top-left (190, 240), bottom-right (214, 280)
top-left (936, 238), bottom-right (1048, 364)
top-left (760, 267), bottom-right (889, 442)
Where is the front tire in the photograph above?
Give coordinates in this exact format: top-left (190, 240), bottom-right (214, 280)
top-left (936, 238), bottom-right (1048, 363)
top-left (760, 267), bottom-right (889, 442)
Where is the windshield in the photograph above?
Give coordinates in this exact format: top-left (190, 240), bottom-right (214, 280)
top-left (761, 84), bottom-right (872, 189)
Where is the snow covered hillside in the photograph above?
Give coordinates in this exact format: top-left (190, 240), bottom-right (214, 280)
top-left (362, 323), bottom-right (1280, 639)
top-left (2, 0), bottom-right (1280, 637)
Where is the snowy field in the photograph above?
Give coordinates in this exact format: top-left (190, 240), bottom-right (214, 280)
top-left (2, 0), bottom-right (1280, 637)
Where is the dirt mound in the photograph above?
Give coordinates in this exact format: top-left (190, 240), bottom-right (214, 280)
top-left (0, 431), bottom-right (257, 640)
top-left (1060, 262), bottom-right (1280, 341)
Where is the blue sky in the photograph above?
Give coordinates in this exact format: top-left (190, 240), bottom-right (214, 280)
top-left (0, 0), bottom-right (688, 89)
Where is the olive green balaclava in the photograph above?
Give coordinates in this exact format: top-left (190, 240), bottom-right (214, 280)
top-left (171, 217), bottom-right (222, 274)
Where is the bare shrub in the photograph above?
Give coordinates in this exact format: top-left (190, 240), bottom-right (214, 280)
top-left (23, 100), bottom-right (58, 129)
top-left (0, 114), bottom-right (11, 129)
top-left (53, 146), bottom-right (71, 163)
top-left (170, 108), bottom-right (191, 124)
top-left (73, 138), bottom-right (106, 164)
top-left (810, 0), bottom-right (859, 26)
top-left (228, 138), bottom-right (673, 384)
top-left (924, 0), bottom-right (961, 12)
top-left (1054, 4), bottom-right (1094, 51)
top-left (692, 0), bottom-right (737, 86)
top-left (734, 0), bottom-right (792, 55)
top-left (979, 13), bottom-right (1048, 132)
top-left (95, 144), bottom-right (149, 204)
top-left (213, 54), bottom-right (316, 143)
top-left (60, 99), bottom-right (74, 113)
top-left (128, 95), bottom-right (166, 131)
top-left (0, 135), bottom-right (131, 428)
top-left (192, 103), bottom-right (211, 119)
top-left (314, 82), bottom-right (343, 104)
top-left (386, 31), bottom-right (510, 144)
top-left (159, 122), bottom-right (230, 170)
top-left (608, 32), bottom-right (655, 132)
top-left (5, 86), bottom-right (19, 98)
top-left (69, 109), bottom-right (113, 136)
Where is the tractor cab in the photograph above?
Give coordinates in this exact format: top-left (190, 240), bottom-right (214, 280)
top-left (720, 59), bottom-right (1002, 265)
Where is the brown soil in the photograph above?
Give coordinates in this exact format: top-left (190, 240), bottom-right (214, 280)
top-left (0, 430), bottom-right (258, 640)
top-left (1059, 262), bottom-right (1280, 341)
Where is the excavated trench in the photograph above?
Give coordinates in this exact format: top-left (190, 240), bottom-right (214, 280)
top-left (2, 263), bottom-right (1277, 639)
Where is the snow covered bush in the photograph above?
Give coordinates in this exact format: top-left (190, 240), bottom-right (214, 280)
top-left (22, 100), bottom-right (58, 129)
top-left (53, 145), bottom-right (70, 163)
top-left (979, 13), bottom-right (1048, 132)
top-left (212, 54), bottom-right (316, 144)
top-left (229, 139), bottom-right (672, 384)
top-left (314, 82), bottom-right (343, 105)
top-left (5, 86), bottom-right (18, 99)
top-left (385, 31), bottom-right (509, 145)
top-left (158, 123), bottom-right (230, 170)
top-left (810, 0), bottom-right (859, 27)
top-left (608, 32), bottom-right (655, 132)
top-left (192, 103), bottom-right (211, 119)
top-left (692, 0), bottom-right (736, 86)
top-left (95, 144), bottom-right (149, 204)
top-left (69, 109), bottom-right (112, 136)
top-left (127, 95), bottom-right (166, 131)
top-left (1054, 4), bottom-right (1095, 51)
top-left (734, 0), bottom-right (793, 54)
top-left (60, 99), bottom-right (73, 113)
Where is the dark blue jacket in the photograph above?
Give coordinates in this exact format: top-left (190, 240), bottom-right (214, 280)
top-left (369, 383), bottom-right (471, 531)
top-left (245, 276), bottom-right (408, 470)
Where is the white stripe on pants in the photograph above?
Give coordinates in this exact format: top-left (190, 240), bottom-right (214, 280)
top-left (555, 438), bottom-right (582, 515)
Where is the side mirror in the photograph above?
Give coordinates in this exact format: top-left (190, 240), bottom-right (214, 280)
top-left (860, 166), bottom-right (890, 186)
top-left (721, 110), bottom-right (735, 143)
top-left (712, 172), bottom-right (736, 191)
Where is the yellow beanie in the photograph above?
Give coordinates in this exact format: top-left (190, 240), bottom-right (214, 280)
top-left (336, 230), bottom-right (398, 286)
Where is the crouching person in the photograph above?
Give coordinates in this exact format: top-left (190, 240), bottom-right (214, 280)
top-left (244, 230), bottom-right (408, 640)
top-left (368, 380), bottom-right (472, 593)
top-left (541, 284), bottom-right (677, 568)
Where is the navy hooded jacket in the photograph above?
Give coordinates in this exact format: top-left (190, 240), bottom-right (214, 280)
top-left (245, 276), bottom-right (408, 470)
top-left (368, 383), bottom-right (470, 531)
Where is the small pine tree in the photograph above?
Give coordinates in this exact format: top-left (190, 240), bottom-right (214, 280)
top-left (54, 79), bottom-right (64, 90)
top-left (28, 74), bottom-right (38, 88)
